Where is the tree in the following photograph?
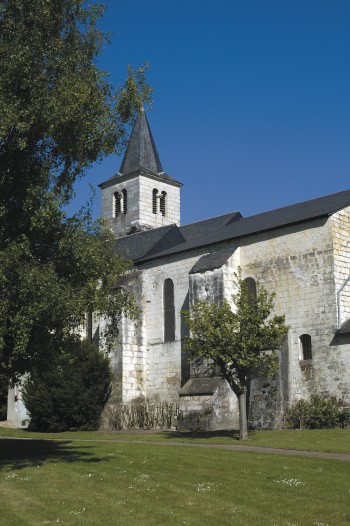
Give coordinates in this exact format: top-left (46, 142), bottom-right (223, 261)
top-left (22, 338), bottom-right (112, 432)
top-left (184, 273), bottom-right (288, 440)
top-left (0, 1), bottom-right (149, 384)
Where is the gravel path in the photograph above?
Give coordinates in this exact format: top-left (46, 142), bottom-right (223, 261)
top-left (100, 439), bottom-right (350, 461)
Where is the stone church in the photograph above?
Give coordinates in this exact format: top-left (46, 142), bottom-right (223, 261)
top-left (95, 108), bottom-right (350, 430)
top-left (7, 108), bottom-right (350, 429)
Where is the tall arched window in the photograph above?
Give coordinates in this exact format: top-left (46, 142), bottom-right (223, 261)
top-left (300, 334), bottom-right (312, 360)
top-left (114, 192), bottom-right (121, 217)
top-left (122, 189), bottom-right (127, 214)
top-left (160, 191), bottom-right (167, 216)
top-left (164, 278), bottom-right (175, 342)
top-left (244, 277), bottom-right (257, 305)
top-left (152, 188), bottom-right (158, 214)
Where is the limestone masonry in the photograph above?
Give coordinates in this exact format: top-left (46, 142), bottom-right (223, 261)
top-left (94, 108), bottom-right (350, 430)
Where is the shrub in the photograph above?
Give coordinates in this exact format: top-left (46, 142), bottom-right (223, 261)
top-left (286, 395), bottom-right (350, 429)
top-left (23, 339), bottom-right (112, 432)
top-left (107, 401), bottom-right (179, 430)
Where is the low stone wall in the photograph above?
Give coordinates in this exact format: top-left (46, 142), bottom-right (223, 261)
top-left (177, 377), bottom-right (239, 431)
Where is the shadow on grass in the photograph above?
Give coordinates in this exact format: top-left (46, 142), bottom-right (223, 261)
top-left (0, 439), bottom-right (110, 472)
top-left (156, 429), bottom-right (244, 441)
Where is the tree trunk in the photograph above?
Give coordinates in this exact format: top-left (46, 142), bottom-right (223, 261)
top-left (238, 387), bottom-right (248, 440)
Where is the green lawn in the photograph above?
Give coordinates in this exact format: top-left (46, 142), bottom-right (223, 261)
top-left (0, 431), bottom-right (349, 525)
top-left (1, 427), bottom-right (350, 453)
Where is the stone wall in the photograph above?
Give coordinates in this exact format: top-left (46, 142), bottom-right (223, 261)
top-left (101, 173), bottom-right (180, 238)
top-left (108, 271), bottom-right (147, 402)
top-left (107, 211), bottom-right (350, 429)
top-left (332, 207), bottom-right (350, 327)
top-left (239, 218), bottom-right (335, 405)
top-left (139, 176), bottom-right (180, 230)
top-left (327, 207), bottom-right (350, 400)
top-left (178, 379), bottom-right (239, 431)
top-left (140, 251), bottom-right (201, 402)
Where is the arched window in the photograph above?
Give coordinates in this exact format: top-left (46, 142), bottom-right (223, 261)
top-left (122, 189), bottom-right (127, 214)
top-left (160, 191), bottom-right (167, 216)
top-left (114, 192), bottom-right (121, 217)
top-left (152, 188), bottom-right (158, 214)
top-left (300, 334), bottom-right (312, 360)
top-left (163, 278), bottom-right (175, 342)
top-left (244, 277), bottom-right (257, 306)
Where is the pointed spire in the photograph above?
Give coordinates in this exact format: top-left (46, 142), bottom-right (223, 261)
top-left (119, 107), bottom-right (163, 176)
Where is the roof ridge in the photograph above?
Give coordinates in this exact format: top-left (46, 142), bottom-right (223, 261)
top-left (181, 210), bottom-right (242, 228)
top-left (241, 188), bottom-right (350, 222)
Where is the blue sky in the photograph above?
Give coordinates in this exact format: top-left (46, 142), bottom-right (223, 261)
top-left (67, 0), bottom-right (350, 225)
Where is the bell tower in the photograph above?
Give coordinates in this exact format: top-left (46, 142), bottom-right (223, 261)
top-left (99, 108), bottom-right (182, 238)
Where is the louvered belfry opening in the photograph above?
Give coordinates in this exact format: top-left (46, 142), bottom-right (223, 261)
top-left (114, 191), bottom-right (121, 217)
top-left (122, 189), bottom-right (127, 214)
top-left (114, 190), bottom-right (128, 216)
top-left (152, 188), bottom-right (158, 214)
top-left (160, 191), bottom-right (167, 216)
top-left (164, 278), bottom-right (175, 342)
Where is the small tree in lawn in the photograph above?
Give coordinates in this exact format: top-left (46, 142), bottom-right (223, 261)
top-left (183, 272), bottom-right (288, 440)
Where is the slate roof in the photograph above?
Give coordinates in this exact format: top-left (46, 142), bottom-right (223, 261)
top-left (189, 248), bottom-right (237, 274)
top-left (115, 224), bottom-right (186, 261)
top-left (179, 377), bottom-right (223, 396)
top-left (99, 108), bottom-right (181, 188)
top-left (115, 189), bottom-right (350, 264)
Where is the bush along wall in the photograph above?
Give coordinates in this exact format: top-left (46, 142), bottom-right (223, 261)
top-left (285, 395), bottom-right (350, 429)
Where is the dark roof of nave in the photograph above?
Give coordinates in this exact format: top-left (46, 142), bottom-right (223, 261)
top-left (114, 189), bottom-right (350, 264)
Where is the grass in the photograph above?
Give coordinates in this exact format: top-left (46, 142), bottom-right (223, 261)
top-left (0, 427), bottom-right (349, 525)
top-left (1, 435), bottom-right (350, 525)
top-left (1, 427), bottom-right (350, 454)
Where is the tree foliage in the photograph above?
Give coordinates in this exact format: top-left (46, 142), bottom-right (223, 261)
top-left (0, 0), bottom-right (151, 219)
top-left (0, 1), bottom-right (149, 383)
top-left (184, 272), bottom-right (288, 439)
top-left (22, 339), bottom-right (112, 432)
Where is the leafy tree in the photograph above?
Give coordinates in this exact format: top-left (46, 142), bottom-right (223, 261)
top-left (0, 1), bottom-right (149, 384)
top-left (22, 338), bottom-right (112, 431)
top-left (184, 273), bottom-right (288, 440)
